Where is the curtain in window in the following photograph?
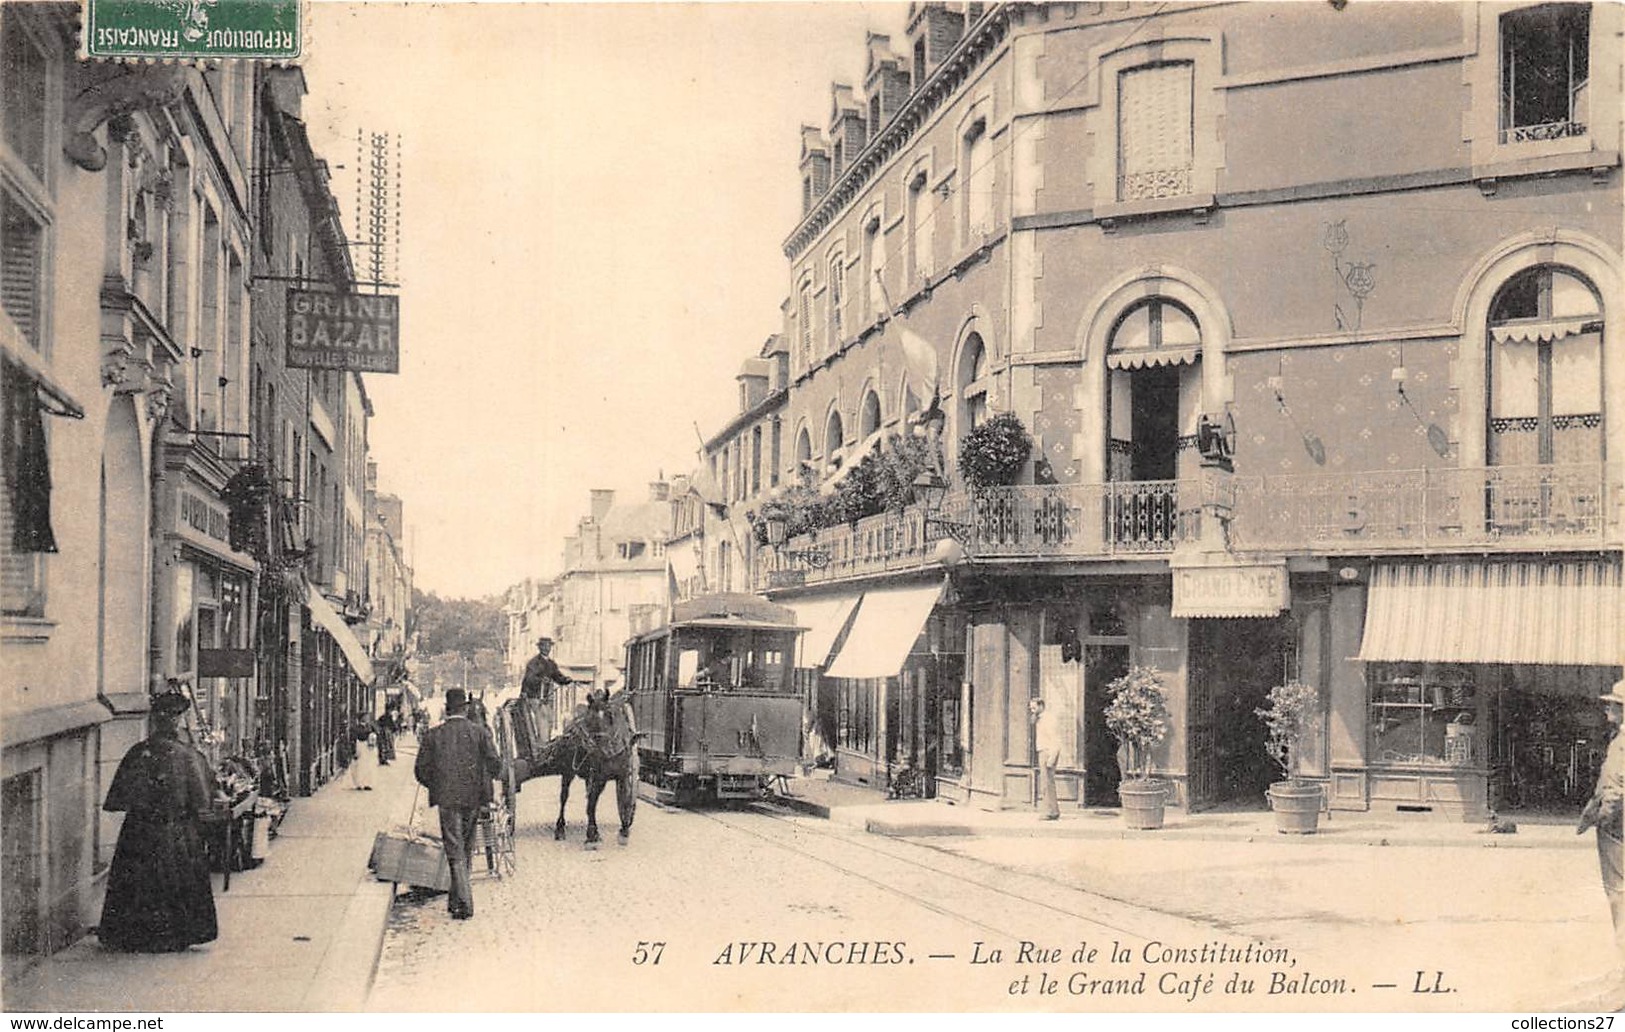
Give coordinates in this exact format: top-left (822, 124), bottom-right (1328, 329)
top-left (1, 358), bottom-right (55, 554)
top-left (1117, 62), bottom-right (1194, 200)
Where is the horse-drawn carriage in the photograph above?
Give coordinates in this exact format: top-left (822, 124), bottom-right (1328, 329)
top-left (624, 593), bottom-right (806, 805)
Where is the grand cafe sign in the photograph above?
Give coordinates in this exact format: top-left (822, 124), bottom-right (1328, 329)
top-left (1171, 560), bottom-right (1290, 619)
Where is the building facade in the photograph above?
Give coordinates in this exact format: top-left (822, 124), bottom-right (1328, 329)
top-left (758, 1), bottom-right (1622, 815)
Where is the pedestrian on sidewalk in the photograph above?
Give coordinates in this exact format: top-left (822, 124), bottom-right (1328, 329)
top-left (414, 688), bottom-right (502, 920)
top-left (1579, 680), bottom-right (1624, 955)
top-left (376, 707), bottom-right (397, 766)
top-left (1031, 696), bottom-right (1061, 821)
top-left (98, 690), bottom-right (219, 953)
top-left (349, 711), bottom-right (377, 790)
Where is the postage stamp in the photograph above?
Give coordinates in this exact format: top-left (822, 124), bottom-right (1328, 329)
top-left (83, 0), bottom-right (301, 61)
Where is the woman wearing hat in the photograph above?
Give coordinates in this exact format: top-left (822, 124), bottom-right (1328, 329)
top-left (98, 690), bottom-right (219, 952)
top-left (1579, 680), bottom-right (1625, 953)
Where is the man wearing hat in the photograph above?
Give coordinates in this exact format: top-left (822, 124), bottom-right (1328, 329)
top-left (414, 687), bottom-right (502, 920)
top-left (1579, 680), bottom-right (1625, 954)
top-left (521, 636), bottom-right (573, 705)
top-left (99, 690), bottom-right (219, 952)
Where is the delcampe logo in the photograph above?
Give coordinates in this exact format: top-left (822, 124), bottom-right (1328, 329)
top-left (86, 0), bottom-right (301, 61)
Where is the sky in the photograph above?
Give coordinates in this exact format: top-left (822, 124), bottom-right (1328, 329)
top-left (299, 2), bottom-right (911, 599)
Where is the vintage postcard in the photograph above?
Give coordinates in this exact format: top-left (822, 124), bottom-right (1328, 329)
top-left (1, 0), bottom-right (1621, 1020)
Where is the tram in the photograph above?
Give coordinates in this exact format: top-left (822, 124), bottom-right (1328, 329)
top-left (624, 593), bottom-right (806, 804)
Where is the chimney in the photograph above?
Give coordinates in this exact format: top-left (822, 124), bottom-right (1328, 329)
top-left (649, 481), bottom-right (670, 503)
top-left (907, 3), bottom-right (967, 86)
top-left (829, 83), bottom-right (866, 180)
top-left (590, 488), bottom-right (615, 522)
top-left (863, 33), bottom-right (911, 142)
top-left (798, 125), bottom-right (831, 216)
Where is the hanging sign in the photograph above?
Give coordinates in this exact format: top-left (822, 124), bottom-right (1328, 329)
top-left (286, 290), bottom-right (400, 374)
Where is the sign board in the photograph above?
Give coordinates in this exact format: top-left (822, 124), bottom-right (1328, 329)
top-left (199, 648), bottom-right (256, 679)
top-left (286, 290), bottom-right (400, 374)
top-left (86, 0), bottom-right (301, 61)
top-left (1171, 563), bottom-right (1289, 619)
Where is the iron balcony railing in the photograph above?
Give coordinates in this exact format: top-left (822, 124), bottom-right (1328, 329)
top-left (755, 463), bottom-right (1619, 588)
top-left (1228, 461), bottom-right (1621, 553)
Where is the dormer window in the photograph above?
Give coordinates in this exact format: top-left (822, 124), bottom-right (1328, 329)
top-left (1500, 4), bottom-right (1589, 144)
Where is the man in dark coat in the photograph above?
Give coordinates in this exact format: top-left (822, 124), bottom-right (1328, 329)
top-left (99, 691), bottom-right (219, 952)
top-left (414, 688), bottom-right (502, 920)
top-left (521, 637), bottom-right (572, 704)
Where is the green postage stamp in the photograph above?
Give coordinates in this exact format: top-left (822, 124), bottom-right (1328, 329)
top-left (84, 0), bottom-right (301, 61)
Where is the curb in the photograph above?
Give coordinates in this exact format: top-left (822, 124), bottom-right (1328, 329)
top-left (860, 816), bottom-right (1592, 849)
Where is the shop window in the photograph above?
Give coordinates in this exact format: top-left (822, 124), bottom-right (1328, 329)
top-left (838, 678), bottom-right (877, 755)
top-left (1367, 664), bottom-right (1481, 767)
top-left (1500, 4), bottom-right (1590, 144)
top-left (1117, 62), bottom-right (1195, 202)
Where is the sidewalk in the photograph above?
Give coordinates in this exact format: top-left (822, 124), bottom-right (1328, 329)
top-left (2, 743), bottom-right (422, 1013)
top-left (771, 769), bottom-right (1593, 850)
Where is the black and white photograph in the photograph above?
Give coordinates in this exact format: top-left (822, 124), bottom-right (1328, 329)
top-left (1, 0), bottom-right (1622, 1018)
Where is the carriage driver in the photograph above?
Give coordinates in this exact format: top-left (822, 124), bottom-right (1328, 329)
top-left (522, 637), bottom-right (573, 704)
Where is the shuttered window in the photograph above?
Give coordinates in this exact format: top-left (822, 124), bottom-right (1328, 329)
top-left (1, 191), bottom-right (43, 351)
top-left (798, 279), bottom-right (813, 369)
top-left (1117, 62), bottom-right (1194, 201)
top-left (2, 13), bottom-right (47, 182)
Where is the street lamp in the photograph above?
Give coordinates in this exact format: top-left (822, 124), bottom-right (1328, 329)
top-left (761, 513), bottom-right (830, 569)
top-left (912, 470), bottom-right (974, 560)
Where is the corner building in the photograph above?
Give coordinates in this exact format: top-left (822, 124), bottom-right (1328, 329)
top-left (763, 2), bottom-right (1623, 818)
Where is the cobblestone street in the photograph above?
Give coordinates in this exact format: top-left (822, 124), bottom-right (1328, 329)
top-left (367, 787), bottom-right (1621, 1013)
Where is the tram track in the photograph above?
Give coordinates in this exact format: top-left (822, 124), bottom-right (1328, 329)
top-left (688, 801), bottom-right (1237, 953)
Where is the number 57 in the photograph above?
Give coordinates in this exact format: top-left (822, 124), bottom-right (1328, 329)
top-left (633, 941), bottom-right (666, 965)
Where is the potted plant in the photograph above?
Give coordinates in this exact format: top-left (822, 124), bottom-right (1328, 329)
top-left (1256, 680), bottom-right (1324, 834)
top-left (957, 411), bottom-right (1033, 490)
top-left (1103, 665), bottom-right (1172, 829)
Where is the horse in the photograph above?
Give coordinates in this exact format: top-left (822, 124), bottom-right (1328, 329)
top-left (520, 689), bottom-right (640, 848)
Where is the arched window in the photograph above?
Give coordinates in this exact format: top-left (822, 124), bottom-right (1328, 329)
top-left (824, 411), bottom-right (845, 470)
top-left (828, 253), bottom-right (845, 351)
top-left (795, 427), bottom-right (813, 479)
top-left (1488, 265), bottom-right (1603, 466)
top-left (1106, 298), bottom-right (1201, 482)
top-left (957, 332), bottom-right (989, 438)
top-left (859, 389), bottom-right (882, 440)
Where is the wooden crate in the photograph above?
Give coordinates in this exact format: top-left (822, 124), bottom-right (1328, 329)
top-left (373, 832), bottom-right (450, 891)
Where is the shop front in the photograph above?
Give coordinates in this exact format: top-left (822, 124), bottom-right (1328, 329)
top-left (822, 578), bottom-right (949, 793)
top-left (1352, 558), bottom-right (1623, 818)
top-left (300, 585), bottom-right (374, 793)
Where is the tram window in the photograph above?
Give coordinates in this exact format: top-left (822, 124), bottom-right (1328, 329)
top-left (678, 649), bottom-right (700, 687)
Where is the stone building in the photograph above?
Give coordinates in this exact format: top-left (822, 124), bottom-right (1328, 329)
top-left (758, 1), bottom-right (1622, 815)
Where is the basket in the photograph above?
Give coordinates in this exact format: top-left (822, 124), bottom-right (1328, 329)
top-left (372, 786), bottom-right (452, 890)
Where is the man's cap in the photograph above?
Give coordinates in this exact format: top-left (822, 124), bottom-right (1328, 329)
top-left (1601, 680), bottom-right (1625, 706)
top-left (444, 688), bottom-right (468, 709)
top-left (152, 692), bottom-right (192, 717)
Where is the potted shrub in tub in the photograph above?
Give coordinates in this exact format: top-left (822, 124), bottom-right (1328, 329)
top-left (1103, 665), bottom-right (1172, 829)
top-left (1257, 680), bottom-right (1325, 834)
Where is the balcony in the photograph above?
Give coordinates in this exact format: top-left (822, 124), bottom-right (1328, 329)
top-left (1229, 462), bottom-right (1621, 554)
top-left (757, 463), bottom-right (1619, 588)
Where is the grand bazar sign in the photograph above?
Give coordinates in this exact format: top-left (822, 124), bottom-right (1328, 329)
top-left (286, 290), bottom-right (400, 374)
top-left (1171, 562), bottom-right (1289, 619)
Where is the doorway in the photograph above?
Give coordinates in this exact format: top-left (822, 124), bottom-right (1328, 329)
top-left (1084, 643), bottom-right (1130, 805)
top-left (1188, 617), bottom-right (1297, 809)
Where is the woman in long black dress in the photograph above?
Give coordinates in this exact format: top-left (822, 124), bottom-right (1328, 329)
top-left (98, 691), bottom-right (219, 952)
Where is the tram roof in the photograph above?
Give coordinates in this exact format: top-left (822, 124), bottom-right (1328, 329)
top-left (629, 593), bottom-right (806, 643)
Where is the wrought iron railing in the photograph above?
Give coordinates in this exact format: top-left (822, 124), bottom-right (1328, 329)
top-left (1228, 462), bottom-right (1620, 552)
top-left (1500, 120), bottom-right (1587, 144)
top-left (752, 464), bottom-right (1618, 588)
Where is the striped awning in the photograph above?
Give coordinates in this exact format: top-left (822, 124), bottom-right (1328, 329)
top-left (306, 585), bottom-right (376, 683)
top-left (1106, 347), bottom-right (1199, 371)
top-left (1358, 560), bottom-right (1624, 667)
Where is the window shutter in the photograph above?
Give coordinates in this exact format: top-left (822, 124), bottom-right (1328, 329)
top-left (1, 197), bottom-right (42, 349)
top-left (1118, 62), bottom-right (1195, 199)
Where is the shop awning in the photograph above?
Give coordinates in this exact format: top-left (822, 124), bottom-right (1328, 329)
top-left (785, 592), bottom-right (862, 669)
top-left (306, 586), bottom-right (376, 683)
top-left (825, 579), bottom-right (945, 680)
top-left (1358, 560), bottom-right (1623, 667)
top-left (1490, 317), bottom-right (1599, 345)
